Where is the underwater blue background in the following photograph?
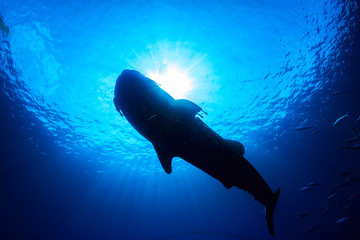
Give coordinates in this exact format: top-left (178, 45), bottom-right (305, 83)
top-left (1, 0), bottom-right (360, 239)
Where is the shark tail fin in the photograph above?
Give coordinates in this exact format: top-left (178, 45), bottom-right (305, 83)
top-left (265, 188), bottom-right (280, 237)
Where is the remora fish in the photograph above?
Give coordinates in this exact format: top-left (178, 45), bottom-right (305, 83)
top-left (113, 70), bottom-right (280, 236)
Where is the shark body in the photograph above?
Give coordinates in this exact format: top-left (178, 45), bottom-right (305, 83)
top-left (113, 70), bottom-right (280, 236)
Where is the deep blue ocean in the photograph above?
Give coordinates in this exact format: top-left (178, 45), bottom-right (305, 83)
top-left (1, 0), bottom-right (360, 239)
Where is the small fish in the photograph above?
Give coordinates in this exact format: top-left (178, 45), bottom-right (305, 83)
top-left (299, 186), bottom-right (317, 192)
top-left (336, 181), bottom-right (349, 188)
top-left (336, 217), bottom-right (350, 223)
top-left (344, 137), bottom-right (359, 143)
top-left (318, 207), bottom-right (331, 217)
top-left (147, 114), bottom-right (157, 121)
top-left (349, 193), bottom-right (360, 200)
top-left (333, 114), bottom-right (348, 127)
top-left (304, 225), bottom-right (318, 234)
top-left (310, 129), bottom-right (320, 135)
top-left (308, 182), bottom-right (321, 187)
top-left (336, 217), bottom-right (351, 228)
top-left (341, 144), bottom-right (360, 150)
top-left (296, 126), bottom-right (313, 131)
top-left (344, 176), bottom-right (359, 184)
top-left (332, 90), bottom-right (346, 96)
top-left (357, 116), bottom-right (360, 122)
top-left (327, 193), bottom-right (338, 200)
top-left (345, 205), bottom-right (359, 211)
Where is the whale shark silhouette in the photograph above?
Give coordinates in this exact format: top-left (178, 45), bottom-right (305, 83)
top-left (113, 70), bottom-right (280, 236)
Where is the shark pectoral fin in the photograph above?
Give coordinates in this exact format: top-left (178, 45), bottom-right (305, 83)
top-left (154, 145), bottom-right (174, 174)
top-left (175, 99), bottom-right (202, 117)
top-left (220, 180), bottom-right (232, 189)
top-left (226, 139), bottom-right (245, 156)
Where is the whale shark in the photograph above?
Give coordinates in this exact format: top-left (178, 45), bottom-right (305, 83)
top-left (113, 70), bottom-right (280, 236)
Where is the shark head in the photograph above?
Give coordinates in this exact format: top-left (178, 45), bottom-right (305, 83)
top-left (114, 70), bottom-right (149, 114)
top-left (113, 70), bottom-right (171, 117)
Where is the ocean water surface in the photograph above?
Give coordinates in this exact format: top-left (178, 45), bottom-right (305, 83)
top-left (1, 0), bottom-right (360, 239)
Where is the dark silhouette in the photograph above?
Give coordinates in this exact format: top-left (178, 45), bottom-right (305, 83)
top-left (113, 70), bottom-right (280, 236)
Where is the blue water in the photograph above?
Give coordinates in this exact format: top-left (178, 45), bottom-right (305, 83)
top-left (1, 0), bottom-right (360, 239)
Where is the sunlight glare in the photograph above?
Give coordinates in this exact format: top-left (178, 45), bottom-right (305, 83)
top-left (148, 65), bottom-right (193, 99)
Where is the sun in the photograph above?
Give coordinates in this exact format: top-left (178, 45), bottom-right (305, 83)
top-left (128, 41), bottom-right (210, 100)
top-left (148, 65), bottom-right (193, 99)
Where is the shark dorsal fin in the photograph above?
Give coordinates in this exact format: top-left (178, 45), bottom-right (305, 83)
top-left (153, 145), bottom-right (174, 174)
top-left (175, 99), bottom-right (202, 118)
top-left (226, 139), bottom-right (245, 156)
